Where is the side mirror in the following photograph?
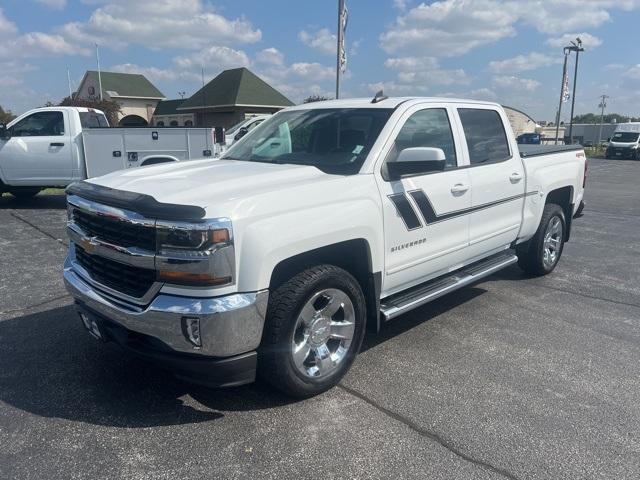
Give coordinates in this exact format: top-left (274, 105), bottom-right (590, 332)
top-left (387, 147), bottom-right (447, 180)
top-left (0, 124), bottom-right (9, 140)
top-left (234, 126), bottom-right (249, 141)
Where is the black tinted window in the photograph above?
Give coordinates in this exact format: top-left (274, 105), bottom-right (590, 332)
top-left (390, 108), bottom-right (457, 167)
top-left (79, 112), bottom-right (109, 128)
top-left (458, 108), bottom-right (510, 164)
top-left (12, 111), bottom-right (65, 137)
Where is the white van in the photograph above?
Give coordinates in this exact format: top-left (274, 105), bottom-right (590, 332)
top-left (605, 123), bottom-right (640, 160)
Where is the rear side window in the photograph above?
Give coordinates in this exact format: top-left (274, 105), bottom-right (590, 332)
top-left (458, 108), bottom-right (510, 164)
top-left (79, 112), bottom-right (109, 128)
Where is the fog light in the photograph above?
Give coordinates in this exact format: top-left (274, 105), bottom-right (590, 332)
top-left (182, 317), bottom-right (202, 348)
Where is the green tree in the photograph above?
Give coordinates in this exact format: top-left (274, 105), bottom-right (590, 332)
top-left (0, 105), bottom-right (16, 124)
top-left (59, 96), bottom-right (122, 126)
top-left (573, 112), bottom-right (640, 124)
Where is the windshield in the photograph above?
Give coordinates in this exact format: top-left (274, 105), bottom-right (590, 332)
top-left (223, 108), bottom-right (393, 174)
top-left (612, 132), bottom-right (640, 143)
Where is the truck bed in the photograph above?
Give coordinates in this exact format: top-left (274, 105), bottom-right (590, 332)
top-left (518, 144), bottom-right (583, 158)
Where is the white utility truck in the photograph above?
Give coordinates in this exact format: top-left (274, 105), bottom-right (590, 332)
top-left (63, 96), bottom-right (587, 397)
top-left (605, 122), bottom-right (640, 160)
top-left (0, 106), bottom-right (221, 198)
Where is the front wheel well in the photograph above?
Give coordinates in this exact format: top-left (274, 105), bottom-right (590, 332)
top-left (545, 186), bottom-right (573, 241)
top-left (269, 239), bottom-right (381, 333)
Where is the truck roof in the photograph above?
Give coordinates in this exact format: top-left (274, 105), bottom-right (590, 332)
top-left (21, 106), bottom-right (106, 115)
top-left (286, 96), bottom-right (502, 110)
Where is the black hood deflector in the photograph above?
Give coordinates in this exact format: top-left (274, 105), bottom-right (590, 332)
top-left (66, 181), bottom-right (206, 221)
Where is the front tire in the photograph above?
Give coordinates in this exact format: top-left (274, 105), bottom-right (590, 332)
top-left (258, 265), bottom-right (366, 398)
top-left (517, 203), bottom-right (566, 276)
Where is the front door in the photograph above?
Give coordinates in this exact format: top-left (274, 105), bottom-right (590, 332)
top-left (376, 105), bottom-right (472, 296)
top-left (0, 110), bottom-right (72, 185)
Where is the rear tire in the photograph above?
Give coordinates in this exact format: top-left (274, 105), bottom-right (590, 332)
top-left (258, 265), bottom-right (366, 398)
top-left (517, 203), bottom-right (566, 276)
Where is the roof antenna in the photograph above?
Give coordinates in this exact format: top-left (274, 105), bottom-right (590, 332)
top-left (371, 89), bottom-right (388, 104)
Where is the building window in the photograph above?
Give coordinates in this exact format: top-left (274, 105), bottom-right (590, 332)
top-left (170, 120), bottom-right (179, 127)
top-left (88, 86), bottom-right (95, 96)
top-left (185, 120), bottom-right (193, 127)
top-left (156, 121), bottom-right (165, 127)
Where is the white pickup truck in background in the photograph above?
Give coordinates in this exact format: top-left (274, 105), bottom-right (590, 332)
top-left (0, 106), bottom-right (222, 198)
top-left (63, 96), bottom-right (587, 397)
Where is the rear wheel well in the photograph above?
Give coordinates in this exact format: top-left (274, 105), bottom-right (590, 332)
top-left (269, 239), bottom-right (381, 333)
top-left (141, 157), bottom-right (176, 166)
top-left (545, 186), bottom-right (573, 241)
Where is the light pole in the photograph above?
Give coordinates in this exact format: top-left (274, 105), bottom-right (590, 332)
top-left (597, 94), bottom-right (609, 146)
top-left (178, 91), bottom-right (186, 99)
top-left (567, 38), bottom-right (584, 144)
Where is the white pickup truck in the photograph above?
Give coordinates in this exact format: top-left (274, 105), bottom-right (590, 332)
top-left (0, 106), bottom-right (221, 198)
top-left (63, 96), bottom-right (587, 397)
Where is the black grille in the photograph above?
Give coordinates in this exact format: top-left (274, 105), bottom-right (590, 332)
top-left (72, 208), bottom-right (155, 251)
top-left (75, 245), bottom-right (155, 298)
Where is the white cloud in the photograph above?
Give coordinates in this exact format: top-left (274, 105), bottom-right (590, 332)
top-left (173, 46), bottom-right (251, 72)
top-left (58, 0), bottom-right (261, 51)
top-left (298, 28), bottom-right (336, 55)
top-left (0, 9), bottom-right (18, 38)
top-left (393, 0), bottom-right (409, 10)
top-left (380, 1), bottom-right (638, 58)
top-left (380, 1), bottom-right (518, 56)
top-left (622, 64), bottom-right (640, 81)
top-left (492, 75), bottom-right (540, 91)
top-left (255, 48), bottom-right (285, 67)
top-left (489, 52), bottom-right (559, 74)
top-left (384, 56), bottom-right (471, 90)
top-left (546, 32), bottom-right (603, 49)
top-left (34, 0), bottom-right (67, 9)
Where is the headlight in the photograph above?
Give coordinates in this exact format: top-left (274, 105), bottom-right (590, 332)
top-left (155, 219), bottom-right (234, 287)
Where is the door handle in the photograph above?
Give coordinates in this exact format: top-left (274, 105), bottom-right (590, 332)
top-left (50, 142), bottom-right (65, 147)
top-left (450, 183), bottom-right (470, 194)
top-left (509, 172), bottom-right (523, 182)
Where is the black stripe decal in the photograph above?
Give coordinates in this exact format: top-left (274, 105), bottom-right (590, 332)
top-left (388, 193), bottom-right (422, 230)
top-left (408, 190), bottom-right (538, 226)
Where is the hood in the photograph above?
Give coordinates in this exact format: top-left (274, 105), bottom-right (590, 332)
top-left (89, 159), bottom-right (331, 211)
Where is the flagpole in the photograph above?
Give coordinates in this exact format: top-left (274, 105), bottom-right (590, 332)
top-left (67, 68), bottom-right (73, 99)
top-left (335, 0), bottom-right (344, 99)
top-left (96, 43), bottom-right (103, 102)
top-left (554, 49), bottom-right (569, 145)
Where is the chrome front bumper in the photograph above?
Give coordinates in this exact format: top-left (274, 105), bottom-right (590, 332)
top-left (63, 257), bottom-right (269, 358)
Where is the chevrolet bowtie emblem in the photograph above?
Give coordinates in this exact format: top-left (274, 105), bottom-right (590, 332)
top-left (80, 236), bottom-right (100, 254)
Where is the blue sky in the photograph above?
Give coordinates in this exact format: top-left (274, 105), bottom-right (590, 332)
top-left (1, 0), bottom-right (639, 121)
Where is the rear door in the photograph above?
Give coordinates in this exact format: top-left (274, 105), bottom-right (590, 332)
top-left (0, 110), bottom-right (72, 185)
top-left (454, 106), bottom-right (526, 258)
top-left (376, 104), bottom-right (472, 296)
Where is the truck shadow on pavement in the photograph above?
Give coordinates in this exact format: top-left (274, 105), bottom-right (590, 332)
top-left (0, 193), bottom-right (67, 209)
top-left (0, 281), bottom-right (500, 429)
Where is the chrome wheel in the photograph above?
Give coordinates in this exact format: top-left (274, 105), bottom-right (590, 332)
top-left (542, 215), bottom-right (563, 269)
top-left (291, 288), bottom-right (356, 379)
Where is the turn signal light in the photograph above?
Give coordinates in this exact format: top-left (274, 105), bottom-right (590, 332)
top-left (157, 271), bottom-right (232, 286)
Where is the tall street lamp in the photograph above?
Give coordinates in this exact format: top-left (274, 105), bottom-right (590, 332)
top-left (554, 49), bottom-right (570, 145)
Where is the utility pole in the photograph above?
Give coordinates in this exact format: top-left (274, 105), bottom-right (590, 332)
top-left (95, 43), bottom-right (103, 101)
top-left (567, 38), bottom-right (584, 144)
top-left (554, 49), bottom-right (570, 145)
top-left (597, 94), bottom-right (609, 146)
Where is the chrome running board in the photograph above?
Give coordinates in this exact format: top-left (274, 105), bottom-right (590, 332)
top-left (380, 252), bottom-right (518, 321)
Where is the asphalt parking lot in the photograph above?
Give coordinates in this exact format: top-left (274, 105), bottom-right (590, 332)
top-left (1, 158), bottom-right (639, 479)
